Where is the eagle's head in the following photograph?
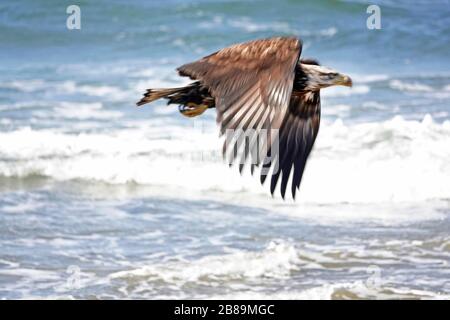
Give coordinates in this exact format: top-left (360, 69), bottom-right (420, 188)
top-left (297, 60), bottom-right (352, 91)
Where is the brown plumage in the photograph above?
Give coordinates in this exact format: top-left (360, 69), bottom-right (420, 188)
top-left (137, 37), bottom-right (352, 199)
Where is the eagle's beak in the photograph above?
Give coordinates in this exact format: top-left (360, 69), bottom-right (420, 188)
top-left (335, 74), bottom-right (353, 87)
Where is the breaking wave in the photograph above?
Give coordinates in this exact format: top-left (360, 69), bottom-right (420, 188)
top-left (0, 114), bottom-right (449, 204)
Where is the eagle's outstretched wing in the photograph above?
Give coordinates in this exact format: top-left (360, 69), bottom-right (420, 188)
top-left (261, 91), bottom-right (321, 199)
top-left (177, 37), bottom-right (318, 198)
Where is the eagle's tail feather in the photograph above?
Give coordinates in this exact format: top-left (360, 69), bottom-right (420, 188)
top-left (137, 82), bottom-right (214, 117)
top-left (136, 87), bottom-right (185, 107)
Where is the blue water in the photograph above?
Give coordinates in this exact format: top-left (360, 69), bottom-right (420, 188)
top-left (0, 0), bottom-right (449, 299)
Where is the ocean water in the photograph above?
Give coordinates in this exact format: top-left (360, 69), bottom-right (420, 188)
top-left (1, 0), bottom-right (450, 299)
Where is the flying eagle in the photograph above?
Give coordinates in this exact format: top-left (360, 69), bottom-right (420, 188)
top-left (137, 37), bottom-right (352, 199)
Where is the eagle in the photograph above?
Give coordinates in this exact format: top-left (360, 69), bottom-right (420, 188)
top-left (137, 37), bottom-right (352, 199)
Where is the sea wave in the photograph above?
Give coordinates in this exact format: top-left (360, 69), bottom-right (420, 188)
top-left (32, 102), bottom-right (123, 120)
top-left (205, 283), bottom-right (450, 300)
top-left (0, 114), bottom-right (449, 204)
top-left (352, 74), bottom-right (390, 83)
top-left (110, 240), bottom-right (301, 282)
top-left (0, 80), bottom-right (130, 101)
top-left (107, 237), bottom-right (450, 299)
top-left (389, 80), bottom-right (434, 92)
top-left (7, 237), bottom-right (449, 299)
top-left (322, 85), bottom-right (370, 97)
top-left (197, 15), bottom-right (337, 38)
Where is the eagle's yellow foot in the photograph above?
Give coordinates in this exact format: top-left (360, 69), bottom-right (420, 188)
top-left (179, 103), bottom-right (208, 117)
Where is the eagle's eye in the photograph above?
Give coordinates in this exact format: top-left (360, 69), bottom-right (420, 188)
top-left (327, 72), bottom-right (338, 79)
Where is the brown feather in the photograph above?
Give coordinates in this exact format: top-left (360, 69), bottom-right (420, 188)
top-left (177, 36), bottom-right (302, 168)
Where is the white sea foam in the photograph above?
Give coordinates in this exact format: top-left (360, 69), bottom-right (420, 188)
top-left (389, 79), bottom-right (434, 92)
top-left (205, 283), bottom-right (450, 300)
top-left (32, 102), bottom-right (123, 120)
top-left (107, 237), bottom-right (450, 299)
top-left (362, 101), bottom-right (389, 110)
top-left (354, 77), bottom-right (450, 98)
top-left (6, 234), bottom-right (448, 299)
top-left (0, 101), bottom-right (54, 112)
top-left (322, 104), bottom-right (351, 116)
top-left (0, 268), bottom-right (60, 280)
top-left (353, 74), bottom-right (390, 83)
top-left (228, 18), bottom-right (295, 34)
top-left (110, 240), bottom-right (303, 282)
top-left (1, 201), bottom-right (42, 214)
top-left (0, 80), bottom-right (47, 92)
top-left (0, 115), bottom-right (449, 206)
top-left (322, 85), bottom-right (370, 97)
top-left (200, 16), bottom-right (337, 38)
top-left (0, 79), bottom-right (129, 101)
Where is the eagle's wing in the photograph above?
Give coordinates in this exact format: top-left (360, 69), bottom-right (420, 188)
top-left (261, 91), bottom-right (321, 199)
top-left (177, 36), bottom-right (301, 130)
top-left (177, 37), bottom-right (308, 198)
